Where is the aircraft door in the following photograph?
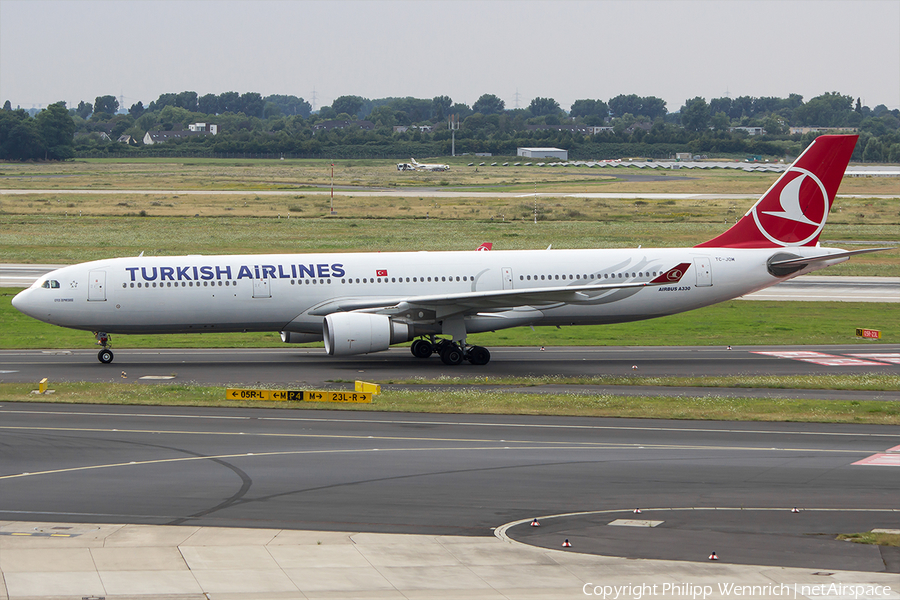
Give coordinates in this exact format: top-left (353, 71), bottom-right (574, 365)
top-left (88, 270), bottom-right (106, 301)
top-left (501, 267), bottom-right (514, 290)
top-left (253, 277), bottom-right (271, 298)
top-left (693, 257), bottom-right (712, 287)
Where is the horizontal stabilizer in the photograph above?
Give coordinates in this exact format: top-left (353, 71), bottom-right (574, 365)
top-left (769, 247), bottom-right (892, 268)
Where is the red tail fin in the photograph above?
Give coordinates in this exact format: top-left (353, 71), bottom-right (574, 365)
top-left (696, 135), bottom-right (857, 248)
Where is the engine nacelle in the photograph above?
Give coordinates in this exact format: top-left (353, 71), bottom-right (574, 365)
top-left (323, 313), bottom-right (410, 356)
top-left (280, 331), bottom-right (323, 344)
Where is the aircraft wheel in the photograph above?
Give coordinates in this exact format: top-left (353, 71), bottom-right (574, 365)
top-left (440, 344), bottom-right (464, 366)
top-left (98, 349), bottom-right (114, 364)
top-left (410, 339), bottom-right (433, 359)
top-left (467, 346), bottom-right (491, 365)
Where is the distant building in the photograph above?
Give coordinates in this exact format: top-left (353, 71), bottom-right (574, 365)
top-left (143, 130), bottom-right (200, 145)
top-left (517, 147), bottom-right (568, 160)
top-left (789, 126), bottom-right (859, 135)
top-left (393, 125), bottom-right (433, 134)
top-left (189, 122), bottom-right (218, 134)
top-left (313, 120), bottom-right (375, 133)
top-left (143, 123), bottom-right (218, 145)
top-left (730, 126), bottom-right (765, 136)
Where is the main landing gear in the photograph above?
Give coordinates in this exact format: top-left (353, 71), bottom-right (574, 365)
top-left (94, 332), bottom-right (114, 364)
top-left (409, 337), bottom-right (491, 366)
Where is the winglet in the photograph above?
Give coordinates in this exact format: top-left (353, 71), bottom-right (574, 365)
top-left (696, 135), bottom-right (858, 249)
top-left (650, 262), bottom-right (691, 284)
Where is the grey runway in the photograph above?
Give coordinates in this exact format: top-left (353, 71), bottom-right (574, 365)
top-left (1, 346), bottom-right (899, 398)
top-left (1, 405), bottom-right (897, 572)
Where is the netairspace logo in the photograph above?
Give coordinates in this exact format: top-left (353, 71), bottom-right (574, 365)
top-left (582, 583), bottom-right (896, 599)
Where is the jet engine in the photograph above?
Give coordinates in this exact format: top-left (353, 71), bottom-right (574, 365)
top-left (323, 312), bottom-right (410, 356)
top-left (280, 331), bottom-right (323, 343)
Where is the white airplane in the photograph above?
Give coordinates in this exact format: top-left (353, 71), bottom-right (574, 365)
top-left (410, 158), bottom-right (450, 172)
top-left (13, 135), bottom-right (883, 366)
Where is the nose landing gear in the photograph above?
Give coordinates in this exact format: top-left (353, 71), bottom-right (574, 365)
top-left (94, 332), bottom-right (114, 364)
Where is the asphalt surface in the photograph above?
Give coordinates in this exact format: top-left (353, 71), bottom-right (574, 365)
top-left (2, 346), bottom-right (899, 402)
top-left (1, 405), bottom-right (898, 572)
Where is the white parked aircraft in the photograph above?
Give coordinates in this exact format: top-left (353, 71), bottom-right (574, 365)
top-left (13, 135), bottom-right (881, 366)
top-left (410, 158), bottom-right (450, 171)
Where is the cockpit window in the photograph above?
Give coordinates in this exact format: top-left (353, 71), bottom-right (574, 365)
top-left (40, 280), bottom-right (60, 289)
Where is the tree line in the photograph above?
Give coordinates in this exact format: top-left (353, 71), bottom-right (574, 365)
top-left (1, 90), bottom-right (898, 162)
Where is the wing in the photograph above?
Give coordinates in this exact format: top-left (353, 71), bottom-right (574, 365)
top-left (306, 263), bottom-right (691, 321)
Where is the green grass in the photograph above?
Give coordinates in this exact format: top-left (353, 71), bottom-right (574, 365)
top-left (0, 383), bottom-right (898, 425)
top-left (0, 215), bottom-right (896, 275)
top-left (2, 288), bottom-right (896, 349)
top-left (370, 374), bottom-right (900, 391)
top-left (836, 532), bottom-right (900, 547)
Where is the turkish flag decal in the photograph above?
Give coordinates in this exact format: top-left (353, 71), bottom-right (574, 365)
top-left (376, 269), bottom-right (388, 277)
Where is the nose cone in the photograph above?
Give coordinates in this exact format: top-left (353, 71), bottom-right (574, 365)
top-left (11, 287), bottom-right (34, 316)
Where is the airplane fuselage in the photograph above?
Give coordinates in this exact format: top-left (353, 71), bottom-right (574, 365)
top-left (13, 246), bottom-right (844, 337)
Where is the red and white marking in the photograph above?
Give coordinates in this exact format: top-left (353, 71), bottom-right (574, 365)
top-left (853, 454), bottom-right (900, 467)
top-left (845, 353), bottom-right (900, 365)
top-left (852, 445), bottom-right (900, 467)
top-left (751, 351), bottom-right (887, 366)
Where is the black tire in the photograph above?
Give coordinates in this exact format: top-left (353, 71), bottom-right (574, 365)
top-left (98, 349), bottom-right (114, 364)
top-left (410, 339), bottom-right (433, 359)
top-left (440, 344), bottom-right (464, 366)
top-left (467, 346), bottom-right (491, 365)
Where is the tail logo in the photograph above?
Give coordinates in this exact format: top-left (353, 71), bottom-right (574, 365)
top-left (751, 167), bottom-right (829, 246)
top-left (667, 269), bottom-right (683, 281)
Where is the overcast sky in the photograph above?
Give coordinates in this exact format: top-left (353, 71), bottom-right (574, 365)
top-left (2, 0), bottom-right (898, 113)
